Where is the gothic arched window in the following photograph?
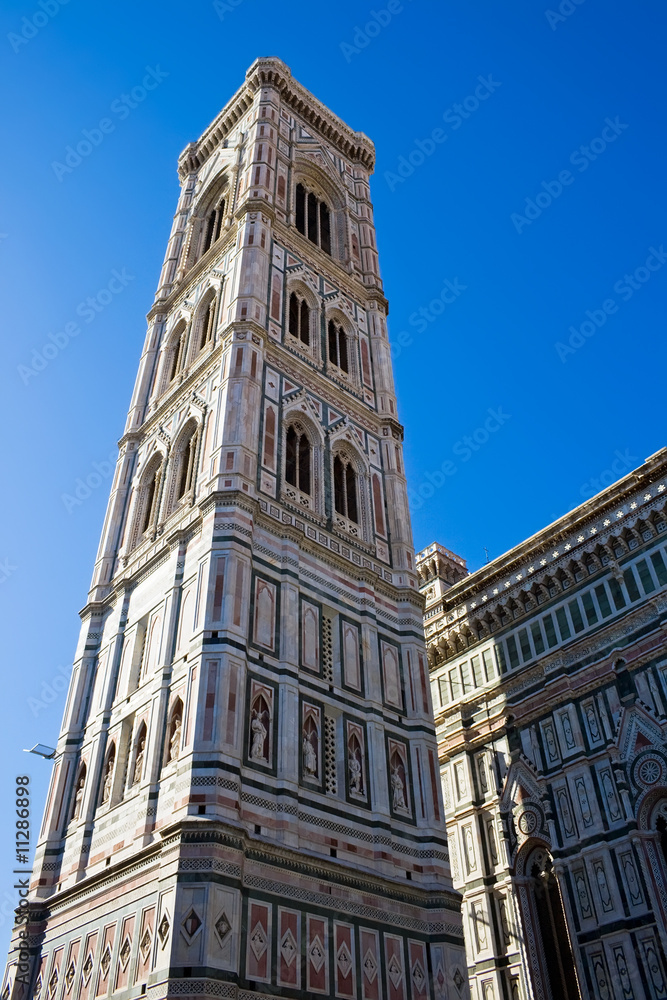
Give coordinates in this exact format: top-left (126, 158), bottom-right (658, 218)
top-left (285, 425), bottom-right (311, 496)
top-left (333, 455), bottom-right (358, 523)
top-left (167, 321), bottom-right (187, 384)
top-left (197, 294), bottom-right (217, 352)
top-left (138, 458), bottom-right (163, 540)
top-left (295, 183), bottom-right (332, 256)
top-left (328, 320), bottom-right (348, 373)
top-left (174, 423), bottom-right (199, 505)
top-left (288, 292), bottom-right (310, 346)
top-left (200, 198), bottom-right (226, 258)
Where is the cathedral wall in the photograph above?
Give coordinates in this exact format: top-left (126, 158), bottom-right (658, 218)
top-left (424, 454), bottom-right (667, 999)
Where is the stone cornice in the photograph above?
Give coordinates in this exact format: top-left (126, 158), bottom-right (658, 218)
top-left (180, 58), bottom-right (375, 180)
top-left (172, 818), bottom-right (459, 909)
top-left (426, 449), bottom-right (667, 626)
top-left (433, 596), bottom-right (667, 757)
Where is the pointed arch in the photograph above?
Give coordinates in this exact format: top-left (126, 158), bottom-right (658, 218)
top-left (165, 418), bottom-right (200, 517)
top-left (330, 439), bottom-right (369, 540)
top-left (516, 842), bottom-right (581, 1000)
top-left (193, 286), bottom-right (218, 355)
top-left (285, 279), bottom-right (319, 358)
top-left (182, 174), bottom-right (229, 272)
top-left (166, 320), bottom-right (188, 386)
top-left (281, 410), bottom-right (324, 515)
top-left (128, 450), bottom-right (165, 551)
top-left (292, 159), bottom-right (347, 260)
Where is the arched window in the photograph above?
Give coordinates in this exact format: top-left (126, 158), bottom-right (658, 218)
top-left (285, 425), bottom-right (311, 496)
top-left (333, 455), bottom-right (358, 523)
top-left (295, 183), bottom-right (332, 255)
top-left (165, 699), bottom-right (183, 765)
top-left (167, 321), bottom-right (187, 384)
top-left (138, 459), bottom-right (162, 539)
top-left (172, 423), bottom-right (199, 507)
top-left (197, 295), bottom-right (217, 352)
top-left (288, 292), bottom-right (310, 346)
top-left (100, 744), bottom-right (116, 805)
top-left (200, 198), bottom-right (226, 258)
top-left (328, 320), bottom-right (348, 372)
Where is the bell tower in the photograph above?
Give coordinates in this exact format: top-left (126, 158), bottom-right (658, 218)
top-left (4, 58), bottom-right (467, 1000)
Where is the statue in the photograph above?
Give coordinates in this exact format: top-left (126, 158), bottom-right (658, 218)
top-left (349, 751), bottom-right (362, 793)
top-left (303, 731), bottom-right (317, 776)
top-left (250, 711), bottom-right (267, 761)
top-left (391, 764), bottom-right (406, 811)
top-left (132, 736), bottom-right (145, 785)
top-left (169, 716), bottom-right (181, 763)
top-left (73, 773), bottom-right (85, 820)
top-left (101, 759), bottom-right (113, 804)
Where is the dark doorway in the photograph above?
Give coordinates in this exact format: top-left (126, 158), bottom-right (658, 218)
top-left (527, 847), bottom-right (580, 999)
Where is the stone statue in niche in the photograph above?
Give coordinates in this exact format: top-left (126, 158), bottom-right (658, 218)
top-left (72, 772), bottom-right (85, 820)
top-left (132, 736), bottom-right (145, 786)
top-left (250, 709), bottom-right (268, 762)
top-left (391, 762), bottom-right (407, 811)
top-left (169, 716), bottom-right (182, 763)
top-left (303, 730), bottom-right (318, 777)
top-left (349, 750), bottom-right (363, 793)
top-left (101, 757), bottom-right (114, 804)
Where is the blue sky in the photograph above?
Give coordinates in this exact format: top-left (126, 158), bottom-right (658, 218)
top-left (0, 0), bottom-right (665, 956)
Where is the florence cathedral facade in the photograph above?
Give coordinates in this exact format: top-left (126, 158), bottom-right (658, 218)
top-left (419, 447), bottom-right (667, 1000)
top-left (3, 55), bottom-right (667, 1000)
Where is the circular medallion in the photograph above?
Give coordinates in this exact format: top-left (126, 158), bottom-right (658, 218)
top-left (518, 808), bottom-right (539, 835)
top-left (633, 752), bottom-right (666, 789)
